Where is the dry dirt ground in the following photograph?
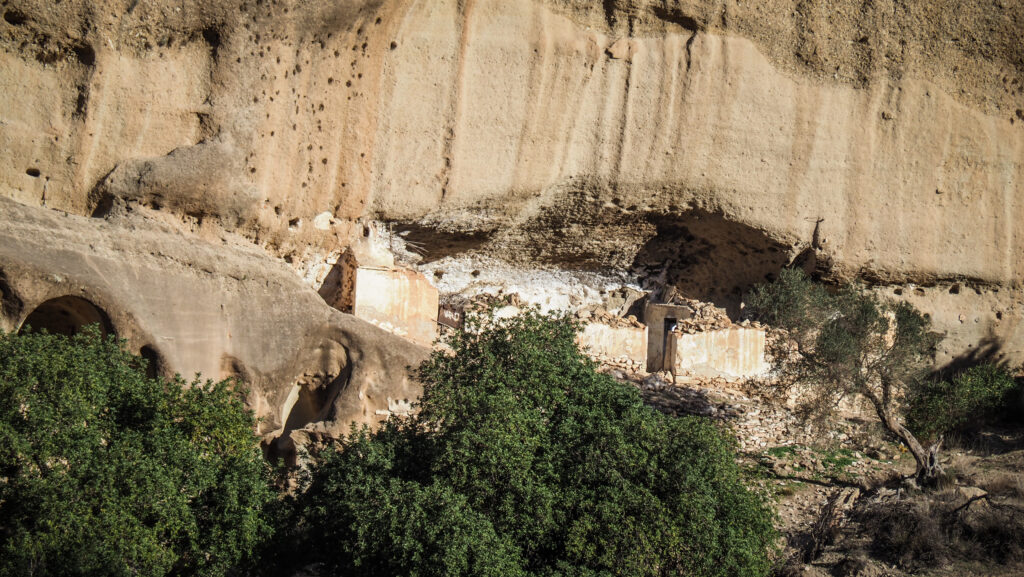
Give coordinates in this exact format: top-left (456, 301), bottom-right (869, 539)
top-left (610, 369), bottom-right (1024, 577)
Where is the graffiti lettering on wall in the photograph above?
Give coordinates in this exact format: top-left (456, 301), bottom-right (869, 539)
top-left (437, 304), bottom-right (464, 329)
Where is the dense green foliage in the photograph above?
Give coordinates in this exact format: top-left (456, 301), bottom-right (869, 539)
top-left (906, 363), bottom-right (1018, 441)
top-left (0, 327), bottom-right (271, 577)
top-left (276, 311), bottom-right (776, 577)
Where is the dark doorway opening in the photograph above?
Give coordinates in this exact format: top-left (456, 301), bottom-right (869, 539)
top-left (19, 296), bottom-right (113, 337)
top-left (663, 318), bottom-right (678, 373)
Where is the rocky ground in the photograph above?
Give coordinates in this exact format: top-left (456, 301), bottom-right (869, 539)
top-left (601, 366), bottom-right (1024, 577)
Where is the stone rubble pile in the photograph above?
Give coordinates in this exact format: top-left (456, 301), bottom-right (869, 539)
top-left (438, 290), bottom-right (528, 320)
top-left (665, 296), bottom-right (737, 333)
top-left (638, 372), bottom-right (809, 451)
top-left (574, 306), bottom-right (644, 329)
top-left (589, 353), bottom-right (646, 376)
top-left (457, 290), bottom-right (525, 313)
top-left (728, 396), bottom-right (804, 451)
top-left (602, 369), bottom-right (855, 453)
top-left (573, 286), bottom-right (646, 329)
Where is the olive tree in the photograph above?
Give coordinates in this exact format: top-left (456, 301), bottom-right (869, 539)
top-left (746, 269), bottom-right (945, 483)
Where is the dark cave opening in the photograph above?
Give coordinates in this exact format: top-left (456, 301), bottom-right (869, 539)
top-left (19, 296), bottom-right (114, 337)
top-left (631, 211), bottom-right (791, 317)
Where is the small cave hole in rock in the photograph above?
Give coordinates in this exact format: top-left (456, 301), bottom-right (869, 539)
top-left (3, 10), bottom-right (26, 25)
top-left (19, 296), bottom-right (113, 337)
top-left (72, 44), bottom-right (95, 66)
top-left (201, 27), bottom-right (221, 50)
top-left (650, 7), bottom-right (703, 32)
top-left (139, 345), bottom-right (162, 379)
top-left (25, 168), bottom-right (40, 177)
top-left (74, 89), bottom-right (88, 117)
top-left (601, 0), bottom-right (616, 27)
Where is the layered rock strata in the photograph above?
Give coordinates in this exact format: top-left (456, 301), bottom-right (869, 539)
top-left (0, 0), bottom-right (1021, 367)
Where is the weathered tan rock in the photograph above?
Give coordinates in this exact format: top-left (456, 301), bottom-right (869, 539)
top-left (0, 197), bottom-right (428, 454)
top-left (0, 0), bottom-right (1021, 367)
top-left (92, 139), bottom-right (259, 226)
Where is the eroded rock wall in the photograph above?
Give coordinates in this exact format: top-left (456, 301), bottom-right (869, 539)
top-left (1, 0), bottom-right (1022, 366)
top-left (0, 197), bottom-right (428, 451)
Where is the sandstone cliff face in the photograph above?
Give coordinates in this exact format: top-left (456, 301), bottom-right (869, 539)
top-left (0, 197), bottom-right (428, 455)
top-left (1, 0), bottom-right (1022, 366)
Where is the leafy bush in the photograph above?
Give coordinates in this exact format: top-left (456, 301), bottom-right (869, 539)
top-left (906, 363), bottom-right (1018, 442)
top-left (275, 311), bottom-right (776, 577)
top-left (0, 327), bottom-right (271, 576)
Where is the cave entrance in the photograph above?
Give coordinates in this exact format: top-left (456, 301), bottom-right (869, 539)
top-left (267, 373), bottom-right (345, 467)
top-left (632, 211), bottom-right (791, 317)
top-left (19, 296), bottom-right (113, 337)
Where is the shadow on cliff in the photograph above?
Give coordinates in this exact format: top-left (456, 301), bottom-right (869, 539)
top-left (630, 211), bottom-right (791, 317)
top-left (390, 223), bottom-right (494, 265)
top-left (932, 333), bottom-right (1010, 379)
top-left (928, 333), bottom-right (1024, 452)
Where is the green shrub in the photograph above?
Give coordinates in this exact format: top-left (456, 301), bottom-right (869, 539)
top-left (0, 327), bottom-right (271, 577)
top-left (275, 311), bottom-right (776, 577)
top-left (906, 363), bottom-right (1018, 442)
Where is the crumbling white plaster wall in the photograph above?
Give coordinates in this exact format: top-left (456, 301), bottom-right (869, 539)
top-left (673, 327), bottom-right (769, 381)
